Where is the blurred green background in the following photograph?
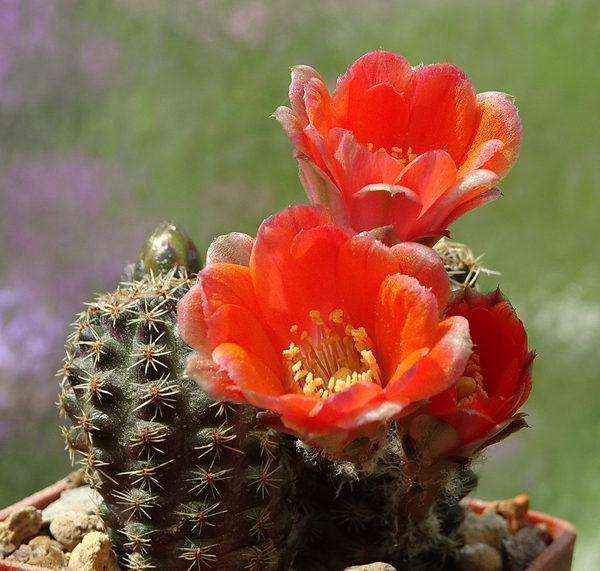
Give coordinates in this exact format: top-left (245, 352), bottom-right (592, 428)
top-left (1, 0), bottom-right (598, 569)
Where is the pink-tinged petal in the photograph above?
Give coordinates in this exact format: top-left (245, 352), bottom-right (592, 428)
top-left (457, 139), bottom-right (504, 176)
top-left (460, 91), bottom-right (523, 177)
top-left (396, 150), bottom-right (458, 211)
top-left (390, 241), bottom-right (451, 314)
top-left (350, 184), bottom-right (422, 239)
top-left (185, 352), bottom-right (245, 403)
top-left (272, 105), bottom-right (310, 155)
top-left (206, 232), bottom-right (254, 266)
top-left (337, 234), bottom-right (399, 336)
top-left (301, 75), bottom-right (333, 132)
top-left (197, 263), bottom-right (258, 321)
top-left (296, 153), bottom-right (352, 227)
top-left (404, 63), bottom-right (478, 162)
top-left (178, 283), bottom-right (209, 349)
top-left (212, 342), bottom-right (287, 396)
top-left (287, 65), bottom-right (329, 126)
top-left (299, 123), bottom-right (341, 185)
top-left (257, 203), bottom-right (334, 236)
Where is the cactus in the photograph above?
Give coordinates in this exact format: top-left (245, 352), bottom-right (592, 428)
top-left (59, 222), bottom-right (294, 571)
top-left (289, 437), bottom-right (478, 571)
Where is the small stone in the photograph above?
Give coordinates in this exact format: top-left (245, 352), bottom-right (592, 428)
top-left (461, 509), bottom-right (509, 551)
top-left (68, 531), bottom-right (120, 571)
top-left (483, 494), bottom-right (530, 534)
top-left (8, 542), bottom-right (33, 562)
top-left (454, 543), bottom-right (503, 571)
top-left (0, 506), bottom-right (42, 556)
top-left (344, 563), bottom-right (398, 571)
top-left (50, 511), bottom-right (104, 551)
top-left (27, 535), bottom-right (68, 570)
top-left (503, 524), bottom-right (550, 571)
top-left (42, 485), bottom-right (102, 524)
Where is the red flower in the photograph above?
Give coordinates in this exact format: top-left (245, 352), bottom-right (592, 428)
top-left (274, 50), bottom-right (522, 243)
top-left (178, 206), bottom-right (472, 460)
top-left (403, 288), bottom-right (533, 465)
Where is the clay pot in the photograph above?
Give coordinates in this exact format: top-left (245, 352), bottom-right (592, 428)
top-left (0, 479), bottom-right (577, 571)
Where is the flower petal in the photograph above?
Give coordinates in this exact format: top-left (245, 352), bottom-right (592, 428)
top-left (410, 169), bottom-right (500, 237)
top-left (350, 184), bottom-right (422, 238)
top-left (212, 342), bottom-right (287, 396)
top-left (337, 234), bottom-right (400, 336)
top-left (206, 303), bottom-right (282, 378)
top-left (375, 274), bottom-right (442, 378)
top-left (296, 153), bottom-right (352, 226)
top-left (396, 150), bottom-right (458, 212)
top-left (404, 63), bottom-right (478, 162)
top-left (460, 91), bottom-right (523, 177)
top-left (390, 241), bottom-right (451, 314)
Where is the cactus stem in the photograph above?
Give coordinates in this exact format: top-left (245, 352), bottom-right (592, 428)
top-left (247, 461), bottom-right (281, 499)
top-left (119, 458), bottom-right (175, 489)
top-left (176, 501), bottom-right (226, 533)
top-left (244, 545), bottom-right (278, 571)
top-left (180, 543), bottom-right (218, 570)
top-left (187, 467), bottom-right (233, 497)
top-left (196, 424), bottom-right (240, 461)
top-left (130, 334), bottom-right (171, 373)
top-left (133, 378), bottom-right (180, 420)
top-left (113, 488), bottom-right (159, 520)
top-left (130, 426), bottom-right (169, 455)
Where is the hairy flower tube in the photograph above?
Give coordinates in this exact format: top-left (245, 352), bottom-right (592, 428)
top-left (274, 50), bottom-right (522, 244)
top-left (178, 205), bottom-right (473, 461)
top-left (402, 288), bottom-right (534, 465)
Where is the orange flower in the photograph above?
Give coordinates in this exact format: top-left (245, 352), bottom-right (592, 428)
top-left (274, 50), bottom-right (522, 243)
top-left (178, 206), bottom-right (472, 460)
top-left (402, 288), bottom-right (534, 465)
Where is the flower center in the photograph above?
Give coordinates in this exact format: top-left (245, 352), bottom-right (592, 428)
top-left (283, 309), bottom-right (382, 399)
top-left (365, 143), bottom-right (418, 165)
top-left (456, 353), bottom-right (488, 406)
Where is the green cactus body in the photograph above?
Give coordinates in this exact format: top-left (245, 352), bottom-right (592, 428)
top-left (59, 224), bottom-right (294, 571)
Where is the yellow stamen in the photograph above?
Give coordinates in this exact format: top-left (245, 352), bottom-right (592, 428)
top-left (283, 310), bottom-right (383, 399)
top-left (366, 143), bottom-right (418, 165)
top-left (456, 353), bottom-right (488, 406)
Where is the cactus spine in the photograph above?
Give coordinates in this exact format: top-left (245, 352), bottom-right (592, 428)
top-left (59, 222), bottom-right (294, 571)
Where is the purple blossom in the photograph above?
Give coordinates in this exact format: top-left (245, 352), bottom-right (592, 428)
top-left (77, 35), bottom-right (120, 91)
top-left (0, 0), bottom-right (59, 107)
top-left (0, 153), bottom-right (151, 438)
top-left (0, 0), bottom-right (119, 111)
